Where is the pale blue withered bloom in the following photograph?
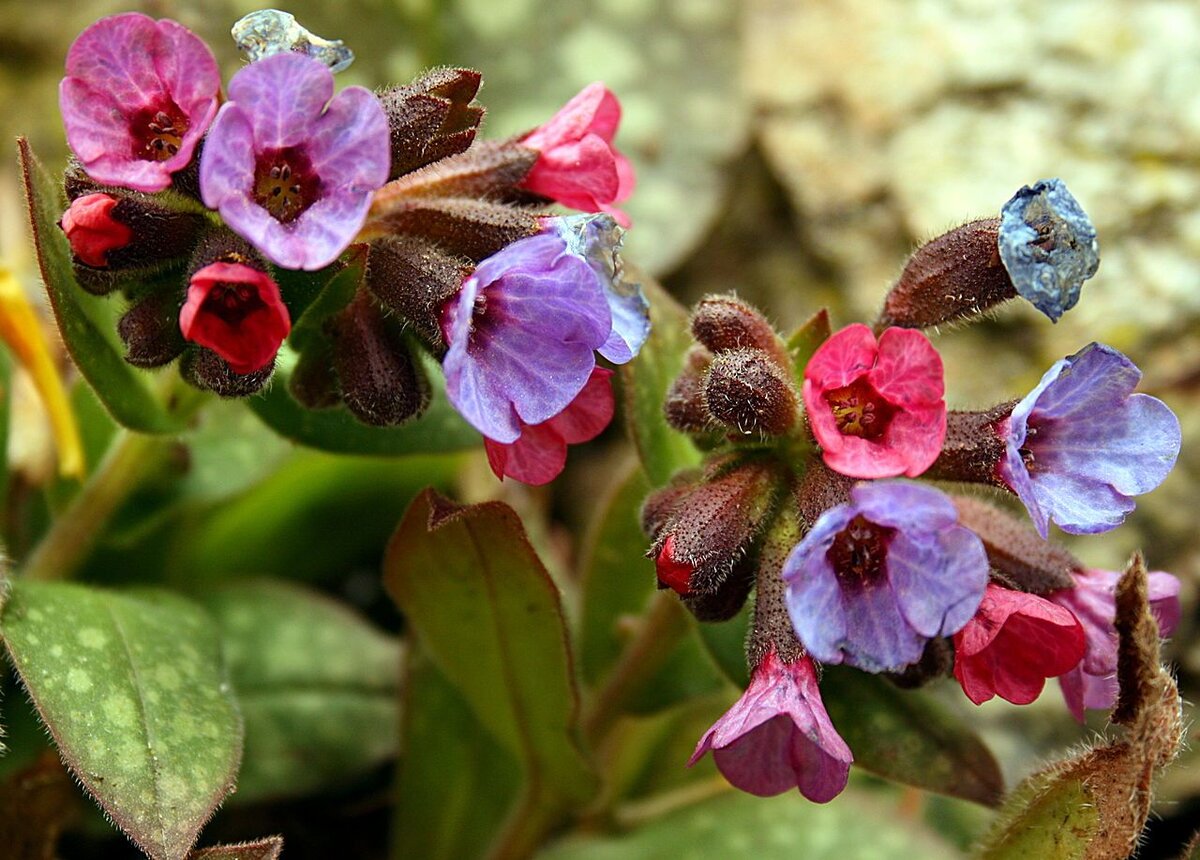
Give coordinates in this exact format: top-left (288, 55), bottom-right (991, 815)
top-left (782, 481), bottom-right (988, 673)
top-left (997, 343), bottom-right (1181, 538)
top-left (998, 178), bottom-right (1099, 322)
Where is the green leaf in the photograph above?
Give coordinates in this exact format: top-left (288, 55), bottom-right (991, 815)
top-left (248, 352), bottom-right (480, 456)
top-left (178, 398), bottom-right (292, 502)
top-left (975, 772), bottom-right (1096, 859)
top-left (199, 580), bottom-right (401, 804)
top-left (538, 787), bottom-right (957, 860)
top-left (785, 307), bottom-right (831, 379)
top-left (17, 138), bottom-right (185, 434)
top-left (189, 837), bottom-right (284, 860)
top-left (1, 581), bottom-right (242, 860)
top-left (619, 277), bottom-right (700, 486)
top-left (383, 490), bottom-right (597, 814)
top-left (819, 668), bottom-right (1004, 807)
top-left (393, 651), bottom-right (520, 860)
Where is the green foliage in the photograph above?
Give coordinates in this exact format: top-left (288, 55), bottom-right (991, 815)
top-left (1, 581), bottom-right (242, 860)
top-left (200, 580), bottom-right (401, 804)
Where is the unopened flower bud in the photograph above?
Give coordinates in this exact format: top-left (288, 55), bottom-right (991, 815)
top-left (655, 535), bottom-right (695, 595)
top-left (878, 219), bottom-right (1016, 330)
top-left (690, 295), bottom-right (787, 367)
top-left (377, 68), bottom-right (484, 179)
top-left (377, 140), bottom-right (537, 201)
top-left (664, 346), bottom-right (713, 434)
top-left (640, 470), bottom-right (702, 541)
top-left (363, 197), bottom-right (541, 262)
top-left (365, 235), bottom-right (472, 352)
top-left (118, 289), bottom-right (185, 368)
top-left (289, 338), bottom-right (341, 410)
top-left (952, 496), bottom-right (1078, 593)
top-left (681, 552), bottom-right (756, 622)
top-left (329, 289), bottom-right (430, 426)
top-left (705, 348), bottom-right (798, 436)
top-left (61, 193), bottom-right (132, 268)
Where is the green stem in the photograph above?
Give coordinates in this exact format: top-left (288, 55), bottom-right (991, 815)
top-left (582, 592), bottom-right (691, 746)
top-left (485, 789), bottom-right (562, 860)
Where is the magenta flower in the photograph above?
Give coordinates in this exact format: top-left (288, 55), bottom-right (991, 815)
top-left (953, 584), bottom-right (1085, 706)
top-left (997, 343), bottom-right (1181, 538)
top-left (803, 324), bottom-right (946, 479)
top-left (782, 481), bottom-right (987, 673)
top-left (689, 649), bottom-right (852, 802)
top-left (483, 367), bottom-right (614, 485)
top-left (60, 193), bottom-right (132, 267)
top-left (59, 13), bottom-right (220, 192)
top-left (180, 261), bottom-right (291, 374)
top-left (200, 53), bottom-right (389, 271)
top-left (520, 83), bottom-right (635, 227)
top-left (440, 227), bottom-right (613, 444)
top-left (1048, 568), bottom-right (1181, 721)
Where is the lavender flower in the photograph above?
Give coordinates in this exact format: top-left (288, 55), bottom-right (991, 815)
top-left (998, 179), bottom-right (1099, 322)
top-left (199, 53), bottom-right (389, 271)
top-left (59, 13), bottom-right (220, 193)
top-left (997, 343), bottom-right (1181, 538)
top-left (782, 481), bottom-right (988, 673)
top-left (440, 229), bottom-right (612, 443)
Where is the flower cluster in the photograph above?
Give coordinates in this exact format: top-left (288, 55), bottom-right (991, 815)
top-left (53, 11), bottom-right (644, 484)
top-left (647, 182), bottom-right (1182, 802)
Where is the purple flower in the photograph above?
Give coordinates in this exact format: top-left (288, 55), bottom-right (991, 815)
top-left (1048, 568), bottom-right (1182, 721)
top-left (439, 227), bottom-right (616, 444)
top-left (997, 343), bottom-right (1181, 538)
top-left (60, 13), bottom-right (220, 193)
top-left (199, 53), bottom-right (389, 271)
top-left (689, 649), bottom-right (852, 802)
top-left (782, 481), bottom-right (988, 673)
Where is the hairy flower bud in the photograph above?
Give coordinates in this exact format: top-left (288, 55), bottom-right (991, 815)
top-left (365, 235), bottom-right (472, 352)
top-left (690, 295), bottom-right (787, 367)
top-left (681, 551), bottom-right (757, 622)
top-left (664, 346), bottom-right (713, 434)
top-left (289, 338), bottom-right (341, 410)
top-left (180, 346), bottom-right (274, 397)
top-left (952, 496), bottom-right (1081, 593)
top-left (704, 348), bottom-right (798, 436)
top-left (117, 289), bottom-right (185, 368)
top-left (363, 197), bottom-right (541, 262)
top-left (924, 404), bottom-right (1013, 486)
top-left (377, 68), bottom-right (484, 179)
top-left (640, 470), bottom-right (702, 541)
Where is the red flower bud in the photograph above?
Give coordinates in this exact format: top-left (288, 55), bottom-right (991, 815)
top-left (655, 535), bottom-right (695, 595)
top-left (60, 193), bottom-right (133, 267)
top-left (180, 261), bottom-right (290, 375)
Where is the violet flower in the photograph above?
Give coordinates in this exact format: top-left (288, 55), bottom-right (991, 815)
top-left (997, 343), bottom-right (1181, 538)
top-left (689, 649), bottom-right (852, 802)
top-left (782, 481), bottom-right (988, 673)
top-left (60, 13), bottom-right (220, 193)
top-left (200, 53), bottom-right (389, 271)
top-left (440, 224), bottom-right (623, 444)
top-left (1049, 568), bottom-right (1181, 721)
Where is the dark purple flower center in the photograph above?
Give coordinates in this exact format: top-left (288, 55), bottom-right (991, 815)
top-left (130, 102), bottom-right (190, 162)
top-left (199, 281), bottom-right (267, 327)
top-left (824, 377), bottom-right (895, 439)
top-left (826, 514), bottom-right (895, 588)
top-left (254, 148), bottom-right (321, 223)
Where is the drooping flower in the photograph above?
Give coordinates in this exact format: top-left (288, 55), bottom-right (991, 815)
top-left (60, 193), bottom-right (132, 267)
top-left (998, 178), bottom-right (1099, 322)
top-left (689, 649), bottom-right (852, 802)
top-left (803, 324), bottom-right (946, 479)
top-left (60, 13), bottom-right (220, 193)
top-left (484, 367), bottom-right (614, 485)
top-left (179, 261), bottom-right (291, 374)
top-left (953, 584), bottom-right (1085, 705)
top-left (782, 481), bottom-right (987, 673)
top-left (1048, 568), bottom-right (1182, 721)
top-left (519, 83), bottom-right (635, 226)
top-left (199, 53), bottom-right (390, 271)
top-left (997, 343), bottom-right (1181, 538)
top-left (440, 228), bottom-right (612, 443)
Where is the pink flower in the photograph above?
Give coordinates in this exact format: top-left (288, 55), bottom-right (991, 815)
top-left (803, 324), bottom-right (946, 479)
top-left (60, 193), bottom-right (132, 267)
top-left (953, 584), bottom-right (1085, 705)
top-left (689, 649), bottom-right (852, 802)
top-left (483, 367), bottom-right (614, 485)
top-left (519, 83), bottom-right (635, 227)
top-left (180, 261), bottom-right (291, 374)
top-left (59, 13), bottom-right (220, 192)
top-left (1048, 568), bottom-right (1182, 721)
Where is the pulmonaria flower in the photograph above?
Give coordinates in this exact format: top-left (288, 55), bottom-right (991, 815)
top-left (997, 343), bottom-right (1180, 538)
top-left (1048, 568), bottom-right (1182, 721)
top-left (998, 179), bottom-right (1099, 322)
top-left (200, 53), bottom-right (389, 270)
top-left (60, 13), bottom-right (219, 193)
top-left (60, 193), bottom-right (132, 267)
top-left (484, 367), bottom-right (614, 485)
top-left (689, 649), bottom-right (852, 802)
top-left (440, 226), bottom-right (618, 443)
top-left (180, 261), bottom-right (291, 374)
top-left (803, 324), bottom-right (946, 479)
top-left (782, 481), bottom-right (987, 673)
top-left (953, 584), bottom-right (1085, 705)
top-left (656, 535), bottom-right (696, 594)
top-left (519, 83), bottom-right (635, 227)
